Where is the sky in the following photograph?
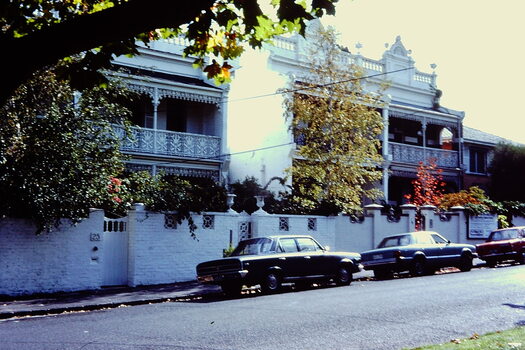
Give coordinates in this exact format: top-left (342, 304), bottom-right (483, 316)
top-left (323, 0), bottom-right (525, 143)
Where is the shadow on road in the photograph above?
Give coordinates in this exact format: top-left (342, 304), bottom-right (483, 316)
top-left (184, 283), bottom-right (345, 303)
top-left (503, 303), bottom-right (525, 327)
top-left (503, 303), bottom-right (525, 310)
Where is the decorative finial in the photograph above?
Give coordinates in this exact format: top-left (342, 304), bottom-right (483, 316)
top-left (384, 43), bottom-right (389, 49)
top-left (355, 42), bottom-right (362, 55)
top-left (430, 63), bottom-right (437, 72)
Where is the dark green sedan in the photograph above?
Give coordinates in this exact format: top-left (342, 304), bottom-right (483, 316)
top-left (196, 235), bottom-right (362, 296)
top-left (361, 231), bottom-right (477, 279)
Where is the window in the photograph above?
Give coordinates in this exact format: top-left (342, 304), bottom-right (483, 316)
top-left (296, 238), bottom-right (320, 252)
top-left (469, 148), bottom-right (487, 174)
top-left (431, 234), bottom-right (449, 244)
top-left (378, 235), bottom-right (413, 248)
top-left (279, 238), bottom-right (298, 252)
top-left (414, 233), bottom-right (434, 245)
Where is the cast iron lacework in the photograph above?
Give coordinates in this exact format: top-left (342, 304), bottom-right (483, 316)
top-left (239, 221), bottom-right (250, 240)
top-left (104, 220), bottom-right (127, 232)
top-left (164, 214), bottom-right (177, 229)
top-left (279, 217), bottom-right (289, 231)
top-left (307, 218), bottom-right (317, 231)
top-left (387, 208), bottom-right (401, 223)
top-left (203, 215), bottom-right (215, 229)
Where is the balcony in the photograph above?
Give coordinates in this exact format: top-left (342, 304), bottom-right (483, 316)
top-left (388, 142), bottom-right (458, 168)
top-left (114, 125), bottom-right (221, 160)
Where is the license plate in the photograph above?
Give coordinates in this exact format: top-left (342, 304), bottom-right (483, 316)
top-left (373, 254), bottom-right (383, 260)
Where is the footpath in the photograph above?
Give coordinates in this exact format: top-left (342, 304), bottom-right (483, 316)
top-left (1, 270), bottom-right (375, 320)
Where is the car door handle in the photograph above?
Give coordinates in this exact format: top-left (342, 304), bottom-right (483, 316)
top-left (304, 256), bottom-right (311, 259)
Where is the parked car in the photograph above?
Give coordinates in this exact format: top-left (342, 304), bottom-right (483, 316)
top-left (360, 231), bottom-right (478, 279)
top-left (476, 226), bottom-right (525, 267)
top-left (196, 235), bottom-right (362, 296)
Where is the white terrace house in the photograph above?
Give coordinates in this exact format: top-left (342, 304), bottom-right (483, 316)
top-left (228, 23), bottom-right (464, 205)
top-left (111, 38), bottom-right (229, 182)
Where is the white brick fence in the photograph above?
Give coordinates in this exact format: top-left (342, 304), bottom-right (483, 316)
top-left (1, 204), bottom-right (487, 296)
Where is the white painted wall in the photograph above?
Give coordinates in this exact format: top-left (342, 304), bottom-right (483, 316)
top-left (1, 205), bottom-right (489, 296)
top-left (127, 208), bottom-right (240, 286)
top-left (0, 210), bottom-right (105, 296)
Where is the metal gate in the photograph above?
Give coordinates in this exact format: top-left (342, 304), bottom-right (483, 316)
top-left (103, 219), bottom-right (129, 286)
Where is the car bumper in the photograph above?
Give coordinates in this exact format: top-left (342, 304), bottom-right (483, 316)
top-left (197, 270), bottom-right (249, 284)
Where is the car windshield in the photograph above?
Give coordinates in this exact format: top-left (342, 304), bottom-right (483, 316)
top-left (378, 234), bottom-right (413, 248)
top-left (488, 229), bottom-right (519, 241)
top-left (230, 238), bottom-right (275, 256)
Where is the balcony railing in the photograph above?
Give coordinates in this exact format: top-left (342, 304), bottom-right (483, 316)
top-left (388, 142), bottom-right (458, 168)
top-left (114, 125), bottom-right (221, 159)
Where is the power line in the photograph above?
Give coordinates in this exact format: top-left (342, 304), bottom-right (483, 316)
top-left (124, 66), bottom-right (437, 170)
top-left (224, 66), bottom-right (414, 104)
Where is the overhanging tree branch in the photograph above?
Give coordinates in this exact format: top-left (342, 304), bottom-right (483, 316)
top-left (1, 0), bottom-right (214, 105)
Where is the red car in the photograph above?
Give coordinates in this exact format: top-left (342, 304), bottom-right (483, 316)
top-left (476, 227), bottom-right (525, 267)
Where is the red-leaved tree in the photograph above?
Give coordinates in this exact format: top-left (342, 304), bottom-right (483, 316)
top-left (405, 158), bottom-right (446, 229)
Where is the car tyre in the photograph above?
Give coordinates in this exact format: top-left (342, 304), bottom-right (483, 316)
top-left (459, 254), bottom-right (473, 272)
top-left (410, 257), bottom-right (426, 277)
top-left (335, 266), bottom-right (352, 286)
top-left (261, 272), bottom-right (281, 294)
top-left (221, 283), bottom-right (243, 296)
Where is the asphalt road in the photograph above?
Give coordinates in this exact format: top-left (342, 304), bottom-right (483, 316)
top-left (1, 265), bottom-right (524, 350)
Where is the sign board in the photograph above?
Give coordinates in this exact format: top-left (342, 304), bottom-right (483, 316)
top-left (468, 214), bottom-right (498, 239)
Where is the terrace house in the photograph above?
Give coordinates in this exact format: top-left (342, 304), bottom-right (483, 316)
top-left (111, 38), bottom-right (229, 183)
top-left (228, 23), bottom-right (465, 206)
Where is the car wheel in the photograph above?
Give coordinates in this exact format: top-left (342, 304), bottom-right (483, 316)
top-left (374, 269), bottom-right (393, 280)
top-left (459, 254), bottom-right (473, 272)
top-left (410, 258), bottom-right (426, 277)
top-left (335, 266), bottom-right (352, 286)
top-left (221, 283), bottom-right (243, 296)
top-left (261, 272), bottom-right (281, 294)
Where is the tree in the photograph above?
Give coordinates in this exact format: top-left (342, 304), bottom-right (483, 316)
top-left (404, 158), bottom-right (446, 229)
top-left (439, 186), bottom-right (494, 216)
top-left (489, 143), bottom-right (525, 202)
top-left (0, 65), bottom-right (131, 233)
top-left (0, 0), bottom-right (339, 107)
top-left (404, 158), bottom-right (446, 208)
top-left (282, 26), bottom-right (386, 213)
